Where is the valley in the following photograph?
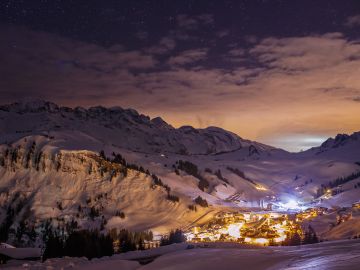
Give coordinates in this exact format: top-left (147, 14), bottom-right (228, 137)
top-left (0, 100), bottom-right (359, 267)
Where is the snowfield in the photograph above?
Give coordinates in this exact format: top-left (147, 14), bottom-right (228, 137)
top-left (3, 239), bottom-right (360, 270)
top-left (301, 208), bottom-right (360, 241)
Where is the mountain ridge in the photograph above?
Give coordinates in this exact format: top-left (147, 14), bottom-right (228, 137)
top-left (0, 100), bottom-right (278, 156)
top-left (2, 99), bottom-right (358, 156)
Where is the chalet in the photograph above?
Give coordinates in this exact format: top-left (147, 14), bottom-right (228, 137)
top-left (352, 202), bottom-right (360, 209)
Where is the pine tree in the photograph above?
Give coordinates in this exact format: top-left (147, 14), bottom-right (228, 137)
top-left (99, 150), bottom-right (106, 160)
top-left (160, 229), bottom-right (186, 246)
top-left (194, 196), bottom-right (208, 207)
top-left (303, 225), bottom-right (319, 244)
top-left (43, 233), bottom-right (64, 261)
top-left (290, 232), bottom-right (302, 246)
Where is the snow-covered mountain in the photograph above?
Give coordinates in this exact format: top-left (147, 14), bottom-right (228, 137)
top-left (0, 100), bottom-right (360, 245)
top-left (301, 132), bottom-right (360, 160)
top-left (0, 100), bottom-right (275, 156)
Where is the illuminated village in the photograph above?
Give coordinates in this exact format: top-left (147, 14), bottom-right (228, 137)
top-left (185, 207), bottom-right (327, 246)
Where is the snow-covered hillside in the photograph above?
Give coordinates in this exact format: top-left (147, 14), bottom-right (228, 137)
top-left (0, 135), bottom-right (213, 246)
top-left (0, 100), bottom-right (360, 244)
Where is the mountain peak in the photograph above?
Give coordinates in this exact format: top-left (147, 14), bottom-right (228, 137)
top-left (317, 132), bottom-right (360, 151)
top-left (0, 99), bottom-right (59, 113)
top-left (151, 117), bottom-right (173, 129)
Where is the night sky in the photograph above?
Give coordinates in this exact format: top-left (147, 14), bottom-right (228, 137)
top-left (1, 0), bottom-right (360, 151)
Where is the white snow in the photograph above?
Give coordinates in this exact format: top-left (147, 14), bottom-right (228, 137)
top-left (0, 247), bottom-right (41, 260)
top-left (3, 240), bottom-right (360, 270)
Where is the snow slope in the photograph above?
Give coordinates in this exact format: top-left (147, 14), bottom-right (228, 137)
top-left (0, 135), bottom-right (211, 239)
top-left (302, 208), bottom-right (360, 241)
top-left (3, 239), bottom-right (360, 270)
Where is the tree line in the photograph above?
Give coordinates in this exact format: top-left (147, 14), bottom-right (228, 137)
top-left (175, 160), bottom-right (209, 191)
top-left (43, 228), bottom-right (154, 261)
top-left (280, 225), bottom-right (319, 246)
top-left (316, 170), bottom-right (360, 197)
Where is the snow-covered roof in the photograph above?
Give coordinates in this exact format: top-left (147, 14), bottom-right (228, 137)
top-left (0, 247), bottom-right (41, 259)
top-left (0, 243), bottom-right (15, 249)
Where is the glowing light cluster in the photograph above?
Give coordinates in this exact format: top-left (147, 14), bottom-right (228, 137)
top-left (185, 211), bottom-right (301, 246)
top-left (255, 185), bottom-right (267, 191)
top-left (277, 199), bottom-right (305, 211)
top-left (227, 223), bottom-right (243, 238)
top-left (295, 208), bottom-right (324, 222)
top-left (274, 235), bottom-right (287, 243)
top-left (254, 238), bottom-right (269, 244)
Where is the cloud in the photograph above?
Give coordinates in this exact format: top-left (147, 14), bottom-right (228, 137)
top-left (155, 13), bottom-right (215, 44)
top-left (159, 37), bottom-right (176, 49)
top-left (239, 33), bottom-right (360, 144)
top-left (345, 15), bottom-right (360, 27)
top-left (224, 48), bottom-right (246, 63)
top-left (1, 24), bottom-right (360, 151)
top-left (228, 48), bottom-right (245, 56)
top-left (216, 30), bottom-right (230, 38)
top-left (168, 49), bottom-right (208, 66)
top-left (176, 14), bottom-right (214, 29)
top-left (146, 37), bottom-right (176, 54)
top-left (0, 24), bottom-right (159, 105)
top-left (244, 35), bottom-right (258, 44)
top-left (0, 25), bottom-right (157, 73)
top-left (250, 33), bottom-right (360, 70)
